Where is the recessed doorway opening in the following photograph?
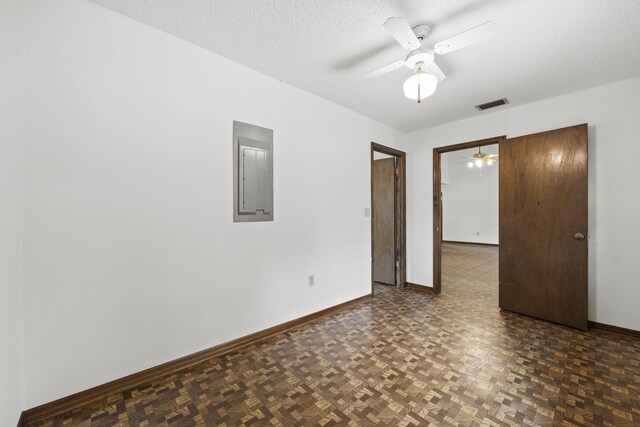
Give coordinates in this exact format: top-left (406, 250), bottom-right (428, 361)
top-left (438, 142), bottom-right (501, 304)
top-left (433, 136), bottom-right (505, 295)
top-left (371, 143), bottom-right (406, 296)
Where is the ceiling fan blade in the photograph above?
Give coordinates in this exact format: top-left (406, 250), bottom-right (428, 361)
top-left (425, 61), bottom-right (446, 83)
top-left (433, 21), bottom-right (499, 55)
top-left (364, 60), bottom-right (406, 79)
top-left (383, 18), bottom-right (421, 51)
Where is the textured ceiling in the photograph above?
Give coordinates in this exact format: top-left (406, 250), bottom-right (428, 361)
top-left (86, 0), bottom-right (640, 132)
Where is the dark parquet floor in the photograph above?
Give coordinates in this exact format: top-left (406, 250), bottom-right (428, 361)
top-left (30, 243), bottom-right (640, 426)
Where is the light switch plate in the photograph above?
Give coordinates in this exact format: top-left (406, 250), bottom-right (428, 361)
top-left (364, 208), bottom-right (371, 217)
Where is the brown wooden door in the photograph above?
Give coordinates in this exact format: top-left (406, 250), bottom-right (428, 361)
top-left (373, 158), bottom-right (396, 285)
top-left (499, 124), bottom-right (588, 330)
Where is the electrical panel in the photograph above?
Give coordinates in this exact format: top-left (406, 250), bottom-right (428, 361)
top-left (233, 121), bottom-right (273, 222)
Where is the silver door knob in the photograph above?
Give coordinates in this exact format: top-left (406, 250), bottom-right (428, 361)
top-left (573, 232), bottom-right (585, 240)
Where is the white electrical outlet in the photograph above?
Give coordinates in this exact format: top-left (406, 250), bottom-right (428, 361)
top-left (308, 274), bottom-right (315, 286)
top-left (364, 208), bottom-right (371, 217)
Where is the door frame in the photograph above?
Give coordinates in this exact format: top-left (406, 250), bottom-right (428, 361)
top-left (371, 142), bottom-right (406, 296)
top-left (432, 135), bottom-right (506, 294)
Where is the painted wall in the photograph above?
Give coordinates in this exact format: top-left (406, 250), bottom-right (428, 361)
top-left (373, 151), bottom-right (395, 160)
top-left (406, 76), bottom-right (640, 330)
top-left (441, 146), bottom-right (499, 244)
top-left (21, 0), bottom-right (403, 407)
top-left (11, 0), bottom-right (640, 410)
top-left (0, 0), bottom-right (26, 423)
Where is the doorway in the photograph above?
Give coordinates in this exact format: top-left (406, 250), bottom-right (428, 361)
top-left (433, 125), bottom-right (588, 330)
top-left (371, 143), bottom-right (406, 295)
top-left (433, 136), bottom-right (505, 295)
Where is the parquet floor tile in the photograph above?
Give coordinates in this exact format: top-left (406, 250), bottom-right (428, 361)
top-left (29, 243), bottom-right (640, 426)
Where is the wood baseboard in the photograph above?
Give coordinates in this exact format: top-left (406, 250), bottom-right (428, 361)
top-left (22, 294), bottom-right (372, 425)
top-left (588, 321), bottom-right (640, 339)
top-left (406, 282), bottom-right (433, 293)
top-left (442, 240), bottom-right (499, 247)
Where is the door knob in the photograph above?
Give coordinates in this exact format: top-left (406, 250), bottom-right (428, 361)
top-left (573, 232), bottom-right (585, 240)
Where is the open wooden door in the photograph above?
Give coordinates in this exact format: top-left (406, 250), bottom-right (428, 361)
top-left (372, 158), bottom-right (396, 285)
top-left (499, 124), bottom-right (588, 330)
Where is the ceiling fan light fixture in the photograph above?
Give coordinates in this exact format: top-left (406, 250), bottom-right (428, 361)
top-left (403, 71), bottom-right (437, 102)
top-left (475, 159), bottom-right (483, 168)
top-left (467, 162), bottom-right (474, 168)
top-left (364, 18), bottom-right (499, 103)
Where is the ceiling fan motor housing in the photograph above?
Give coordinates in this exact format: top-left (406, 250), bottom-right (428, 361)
top-left (405, 24), bottom-right (434, 69)
top-left (412, 24), bottom-right (432, 41)
top-left (405, 50), bottom-right (435, 69)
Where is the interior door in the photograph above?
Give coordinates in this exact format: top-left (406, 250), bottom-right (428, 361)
top-left (373, 158), bottom-right (396, 285)
top-left (499, 124), bottom-right (588, 330)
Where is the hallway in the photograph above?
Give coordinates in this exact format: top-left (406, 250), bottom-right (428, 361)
top-left (441, 242), bottom-right (499, 304)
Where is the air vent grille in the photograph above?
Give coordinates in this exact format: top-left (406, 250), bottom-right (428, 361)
top-left (475, 98), bottom-right (509, 111)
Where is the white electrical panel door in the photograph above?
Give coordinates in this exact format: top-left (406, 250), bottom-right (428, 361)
top-left (233, 121), bottom-right (273, 222)
top-left (240, 145), bottom-right (270, 213)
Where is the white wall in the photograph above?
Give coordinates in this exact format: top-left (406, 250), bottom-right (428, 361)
top-left (0, 0), bottom-right (26, 424)
top-left (11, 0), bottom-right (640, 410)
top-left (373, 151), bottom-right (395, 160)
top-left (440, 151), bottom-right (450, 185)
top-left (21, 0), bottom-right (403, 408)
top-left (441, 146), bottom-right (499, 244)
top-left (406, 76), bottom-right (640, 330)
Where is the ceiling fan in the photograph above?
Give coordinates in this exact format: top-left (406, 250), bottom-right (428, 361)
top-left (364, 18), bottom-right (499, 103)
top-left (459, 147), bottom-right (499, 168)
